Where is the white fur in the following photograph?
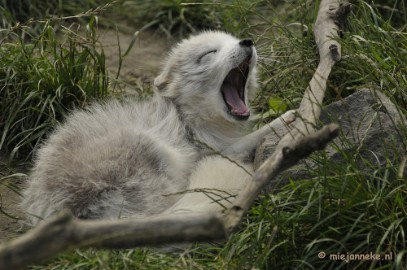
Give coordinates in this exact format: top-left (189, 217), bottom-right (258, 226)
top-left (21, 31), bottom-right (295, 225)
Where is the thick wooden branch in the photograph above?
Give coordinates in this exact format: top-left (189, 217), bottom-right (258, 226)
top-left (248, 0), bottom-right (350, 229)
top-left (0, 211), bottom-right (226, 270)
top-left (298, 0), bottom-right (351, 128)
top-left (0, 1), bottom-right (350, 269)
top-left (224, 123), bottom-right (339, 232)
top-left (254, 0), bottom-right (351, 169)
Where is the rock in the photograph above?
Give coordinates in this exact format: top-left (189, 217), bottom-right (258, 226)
top-left (255, 89), bottom-right (406, 192)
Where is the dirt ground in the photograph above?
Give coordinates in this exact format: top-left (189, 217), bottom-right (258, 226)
top-left (0, 29), bottom-right (172, 243)
top-left (99, 29), bottom-right (174, 92)
top-left (0, 155), bottom-right (26, 241)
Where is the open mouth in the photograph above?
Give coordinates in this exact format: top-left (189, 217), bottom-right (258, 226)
top-left (221, 57), bottom-right (251, 120)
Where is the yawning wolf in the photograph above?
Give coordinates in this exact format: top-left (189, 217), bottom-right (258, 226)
top-left (21, 31), bottom-right (295, 225)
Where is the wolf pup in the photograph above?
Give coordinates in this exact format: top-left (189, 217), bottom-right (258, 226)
top-left (21, 31), bottom-right (295, 225)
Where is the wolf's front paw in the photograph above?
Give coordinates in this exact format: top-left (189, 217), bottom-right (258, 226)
top-left (279, 109), bottom-right (296, 125)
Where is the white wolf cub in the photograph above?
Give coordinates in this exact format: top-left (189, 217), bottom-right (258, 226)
top-left (21, 31), bottom-right (295, 225)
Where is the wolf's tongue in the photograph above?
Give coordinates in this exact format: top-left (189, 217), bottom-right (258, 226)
top-left (223, 84), bottom-right (250, 116)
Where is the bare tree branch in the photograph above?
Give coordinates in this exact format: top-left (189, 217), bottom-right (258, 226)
top-left (235, 0), bottom-right (351, 230)
top-left (0, 1), bottom-right (350, 269)
top-left (223, 123), bottom-right (339, 232)
top-left (0, 211), bottom-right (227, 270)
top-left (254, 0), bottom-right (351, 169)
top-left (298, 1), bottom-right (351, 128)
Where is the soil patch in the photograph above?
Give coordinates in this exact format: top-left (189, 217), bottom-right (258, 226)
top-left (99, 29), bottom-right (174, 93)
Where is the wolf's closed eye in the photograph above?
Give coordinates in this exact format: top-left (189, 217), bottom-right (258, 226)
top-left (197, 49), bottom-right (217, 63)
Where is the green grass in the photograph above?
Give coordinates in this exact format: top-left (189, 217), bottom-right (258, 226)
top-left (0, 0), bottom-right (109, 30)
top-left (0, 15), bottom-right (110, 162)
top-left (0, 0), bottom-right (406, 269)
top-left (99, 0), bottom-right (250, 38)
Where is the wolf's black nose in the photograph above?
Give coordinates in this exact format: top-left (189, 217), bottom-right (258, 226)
top-left (239, 39), bottom-right (254, 47)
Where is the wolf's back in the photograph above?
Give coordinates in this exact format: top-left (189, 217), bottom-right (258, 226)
top-left (21, 97), bottom-right (197, 225)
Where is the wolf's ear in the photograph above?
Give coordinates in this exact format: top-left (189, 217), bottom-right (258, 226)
top-left (155, 57), bottom-right (179, 97)
top-left (154, 69), bottom-right (171, 92)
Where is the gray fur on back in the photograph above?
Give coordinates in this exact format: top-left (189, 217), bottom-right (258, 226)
top-left (22, 97), bottom-right (198, 223)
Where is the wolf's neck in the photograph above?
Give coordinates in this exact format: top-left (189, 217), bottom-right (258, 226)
top-left (161, 95), bottom-right (249, 151)
top-left (186, 115), bottom-right (249, 153)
